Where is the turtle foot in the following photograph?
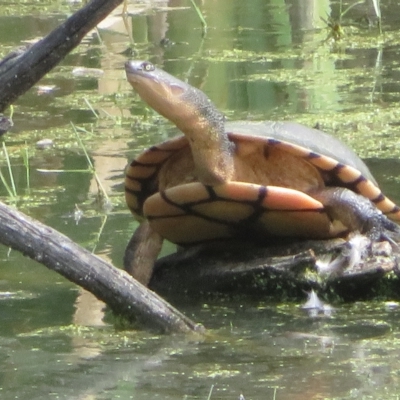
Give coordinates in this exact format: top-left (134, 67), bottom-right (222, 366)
top-left (124, 220), bottom-right (163, 286)
top-left (311, 187), bottom-right (400, 243)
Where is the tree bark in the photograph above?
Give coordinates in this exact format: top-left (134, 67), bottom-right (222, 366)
top-left (0, 202), bottom-right (203, 334)
top-left (0, 0), bottom-right (124, 112)
top-left (151, 239), bottom-right (400, 300)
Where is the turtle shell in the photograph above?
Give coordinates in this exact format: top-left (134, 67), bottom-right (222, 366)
top-left (125, 121), bottom-right (400, 245)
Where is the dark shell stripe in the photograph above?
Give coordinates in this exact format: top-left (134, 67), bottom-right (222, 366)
top-left (155, 185), bottom-right (258, 222)
top-left (125, 136), bottom-right (188, 216)
top-left (265, 138), bottom-right (400, 220)
top-left (125, 134), bottom-right (400, 221)
top-left (150, 185), bottom-right (323, 222)
top-left (125, 160), bottom-right (164, 215)
top-left (155, 188), bottom-right (235, 226)
top-left (144, 183), bottom-right (332, 245)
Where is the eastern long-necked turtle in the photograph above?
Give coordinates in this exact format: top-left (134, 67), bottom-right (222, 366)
top-left (124, 60), bottom-right (400, 285)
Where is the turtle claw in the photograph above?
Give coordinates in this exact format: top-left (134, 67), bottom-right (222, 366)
top-left (378, 218), bottom-right (400, 246)
top-left (312, 187), bottom-right (400, 244)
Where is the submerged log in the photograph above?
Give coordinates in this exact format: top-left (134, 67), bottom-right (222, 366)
top-left (0, 202), bottom-right (203, 334)
top-left (150, 238), bottom-right (400, 300)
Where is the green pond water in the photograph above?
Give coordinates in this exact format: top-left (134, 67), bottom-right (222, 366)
top-left (1, 0), bottom-right (400, 398)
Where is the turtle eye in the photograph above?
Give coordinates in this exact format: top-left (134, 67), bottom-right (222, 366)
top-left (141, 62), bottom-right (155, 72)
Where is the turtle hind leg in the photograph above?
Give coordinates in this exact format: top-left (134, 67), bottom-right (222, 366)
top-left (124, 220), bottom-right (164, 286)
top-left (312, 187), bottom-right (400, 241)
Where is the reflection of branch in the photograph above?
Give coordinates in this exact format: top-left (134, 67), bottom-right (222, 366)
top-left (0, 201), bottom-right (203, 333)
top-left (0, 0), bottom-right (124, 112)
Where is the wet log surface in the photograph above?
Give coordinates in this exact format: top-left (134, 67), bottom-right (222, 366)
top-left (151, 238), bottom-right (400, 300)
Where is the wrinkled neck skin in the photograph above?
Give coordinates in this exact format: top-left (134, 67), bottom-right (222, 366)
top-left (177, 85), bottom-right (234, 185)
top-left (126, 61), bottom-right (235, 185)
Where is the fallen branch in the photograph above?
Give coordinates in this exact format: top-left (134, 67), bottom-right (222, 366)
top-left (0, 201), bottom-right (203, 334)
top-left (0, 0), bottom-right (124, 112)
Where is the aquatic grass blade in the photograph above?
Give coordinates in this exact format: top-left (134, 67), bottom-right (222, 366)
top-left (70, 122), bottom-right (95, 169)
top-left (206, 384), bottom-right (214, 400)
top-left (2, 142), bottom-right (17, 197)
top-left (340, 0), bottom-right (364, 20)
top-left (189, 0), bottom-right (207, 36)
top-left (371, 0), bottom-right (382, 33)
top-left (0, 169), bottom-right (16, 199)
top-left (83, 97), bottom-right (100, 119)
top-left (36, 169), bottom-right (92, 173)
top-left (20, 143), bottom-right (30, 191)
top-left (371, 0), bottom-right (381, 19)
top-left (91, 214), bottom-right (108, 253)
top-left (70, 122), bottom-right (110, 203)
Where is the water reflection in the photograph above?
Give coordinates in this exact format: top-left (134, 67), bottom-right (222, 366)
top-left (2, 299), bottom-right (400, 399)
top-left (1, 0), bottom-right (400, 398)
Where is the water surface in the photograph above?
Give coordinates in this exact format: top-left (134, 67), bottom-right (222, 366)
top-left (1, 0), bottom-right (400, 398)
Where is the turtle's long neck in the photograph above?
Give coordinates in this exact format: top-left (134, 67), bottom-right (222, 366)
top-left (174, 83), bottom-right (235, 184)
top-left (125, 61), bottom-right (235, 185)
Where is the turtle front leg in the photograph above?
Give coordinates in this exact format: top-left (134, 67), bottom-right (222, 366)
top-left (124, 220), bottom-right (164, 286)
top-left (312, 187), bottom-right (400, 241)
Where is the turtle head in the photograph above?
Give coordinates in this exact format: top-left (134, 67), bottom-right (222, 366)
top-left (125, 60), bottom-right (224, 133)
top-left (125, 60), bottom-right (234, 184)
top-left (125, 61), bottom-right (193, 124)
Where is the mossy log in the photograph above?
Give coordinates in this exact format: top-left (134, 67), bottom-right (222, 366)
top-left (151, 238), bottom-right (400, 300)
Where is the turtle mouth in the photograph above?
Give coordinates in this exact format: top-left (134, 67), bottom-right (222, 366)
top-left (125, 60), bottom-right (188, 107)
top-left (125, 60), bottom-right (157, 84)
top-left (125, 60), bottom-right (187, 93)
top-left (125, 60), bottom-right (155, 73)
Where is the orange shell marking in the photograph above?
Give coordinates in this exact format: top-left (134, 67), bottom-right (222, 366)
top-left (264, 139), bottom-right (400, 221)
top-left (125, 135), bottom-right (400, 228)
top-left (143, 182), bottom-right (335, 245)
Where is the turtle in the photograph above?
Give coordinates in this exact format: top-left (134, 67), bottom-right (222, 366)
top-left (124, 60), bottom-right (400, 286)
